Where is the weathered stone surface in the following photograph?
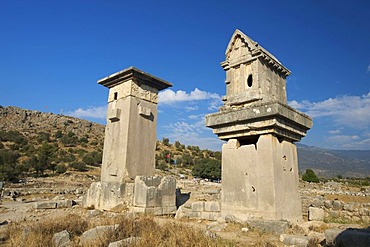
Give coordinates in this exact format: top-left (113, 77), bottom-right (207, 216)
top-left (333, 200), bottom-right (342, 210)
top-left (204, 201), bottom-right (220, 212)
top-left (83, 181), bottom-right (134, 210)
top-left (308, 207), bottom-right (324, 221)
top-left (34, 201), bottom-right (57, 209)
top-left (247, 219), bottom-right (289, 235)
top-left (108, 237), bottom-right (141, 247)
top-left (221, 135), bottom-right (302, 223)
top-left (52, 230), bottom-right (70, 247)
top-left (280, 234), bottom-right (309, 247)
top-left (325, 228), bottom-right (343, 245)
top-left (132, 176), bottom-right (176, 215)
top-left (57, 199), bottom-right (73, 208)
top-left (80, 225), bottom-right (118, 245)
top-left (192, 202), bottom-right (204, 212)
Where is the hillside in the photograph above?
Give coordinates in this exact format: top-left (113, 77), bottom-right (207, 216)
top-left (297, 144), bottom-right (370, 178)
top-left (0, 106), bottom-right (369, 180)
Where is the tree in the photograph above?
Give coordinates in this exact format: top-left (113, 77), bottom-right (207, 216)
top-left (192, 158), bottom-right (221, 180)
top-left (82, 151), bottom-right (103, 167)
top-left (162, 137), bottom-right (170, 146)
top-left (0, 149), bottom-right (21, 181)
top-left (302, 169), bottom-right (319, 183)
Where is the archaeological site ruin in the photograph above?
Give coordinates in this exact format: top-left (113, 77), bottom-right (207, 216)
top-left (84, 30), bottom-right (312, 223)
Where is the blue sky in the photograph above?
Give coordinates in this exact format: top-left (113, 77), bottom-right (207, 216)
top-left (1, 0), bottom-right (369, 150)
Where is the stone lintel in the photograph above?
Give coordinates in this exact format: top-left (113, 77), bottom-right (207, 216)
top-left (98, 66), bottom-right (172, 90)
top-left (205, 102), bottom-right (312, 142)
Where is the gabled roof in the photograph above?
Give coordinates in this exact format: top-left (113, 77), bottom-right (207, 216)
top-left (224, 29), bottom-right (291, 76)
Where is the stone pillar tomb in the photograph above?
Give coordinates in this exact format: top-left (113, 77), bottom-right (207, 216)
top-left (206, 30), bottom-right (312, 223)
top-left (84, 67), bottom-right (176, 213)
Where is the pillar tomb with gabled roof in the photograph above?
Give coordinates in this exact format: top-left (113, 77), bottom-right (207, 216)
top-left (206, 29), bottom-right (312, 223)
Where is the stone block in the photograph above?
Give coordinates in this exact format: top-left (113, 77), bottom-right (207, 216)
top-left (312, 198), bottom-right (324, 207)
top-left (192, 201), bottom-right (204, 212)
top-left (133, 176), bottom-right (176, 215)
top-left (324, 200), bottom-right (333, 209)
top-left (201, 212), bottom-right (221, 221)
top-left (280, 234), bottom-right (309, 247)
top-left (57, 199), bottom-right (73, 208)
top-left (204, 201), bottom-right (220, 212)
top-left (343, 202), bottom-right (355, 212)
top-left (247, 219), bottom-right (289, 235)
top-left (325, 229), bottom-right (343, 245)
top-left (80, 225), bottom-right (118, 245)
top-left (35, 201), bottom-right (57, 209)
top-left (188, 211), bottom-right (202, 219)
top-left (308, 207), bottom-right (324, 221)
top-left (333, 200), bottom-right (342, 210)
top-left (52, 230), bottom-right (70, 247)
top-left (108, 237), bottom-right (141, 247)
top-left (83, 181), bottom-right (133, 210)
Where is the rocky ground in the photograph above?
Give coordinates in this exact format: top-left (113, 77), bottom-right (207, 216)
top-left (0, 172), bottom-right (369, 246)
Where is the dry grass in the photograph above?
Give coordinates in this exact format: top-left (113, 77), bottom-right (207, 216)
top-left (6, 214), bottom-right (88, 247)
top-left (5, 213), bottom-right (234, 247)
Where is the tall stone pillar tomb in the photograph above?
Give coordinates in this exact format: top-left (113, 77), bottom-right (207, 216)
top-left (206, 30), bottom-right (312, 223)
top-left (83, 67), bottom-right (173, 211)
top-left (98, 67), bottom-right (172, 182)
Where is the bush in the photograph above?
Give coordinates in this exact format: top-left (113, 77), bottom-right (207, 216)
top-left (82, 151), bottom-right (102, 166)
top-left (55, 164), bottom-right (67, 174)
top-left (302, 169), bottom-right (319, 183)
top-left (69, 162), bottom-right (87, 172)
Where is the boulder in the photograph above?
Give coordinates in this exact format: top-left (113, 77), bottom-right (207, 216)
top-left (52, 230), bottom-right (70, 247)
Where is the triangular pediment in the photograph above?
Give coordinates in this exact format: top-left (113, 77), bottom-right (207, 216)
top-left (225, 29), bottom-right (258, 60)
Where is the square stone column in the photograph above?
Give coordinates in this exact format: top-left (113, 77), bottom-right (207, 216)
top-left (98, 67), bottom-right (172, 182)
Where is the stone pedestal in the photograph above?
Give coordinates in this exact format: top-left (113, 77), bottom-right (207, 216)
top-left (131, 176), bottom-right (177, 215)
top-left (221, 135), bottom-right (301, 223)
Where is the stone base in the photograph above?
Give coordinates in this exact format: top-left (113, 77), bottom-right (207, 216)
top-left (221, 134), bottom-right (302, 223)
top-left (83, 181), bottom-right (134, 211)
top-left (83, 176), bottom-right (177, 215)
top-left (133, 176), bottom-right (176, 215)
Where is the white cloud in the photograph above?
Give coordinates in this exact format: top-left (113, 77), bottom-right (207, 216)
top-left (158, 88), bottom-right (221, 104)
top-left (367, 64), bottom-right (370, 73)
top-left (68, 106), bottom-right (107, 119)
top-left (289, 92), bottom-right (370, 129)
top-left (164, 119), bottom-right (223, 150)
top-left (328, 129), bottom-right (341, 135)
top-left (327, 133), bottom-right (370, 150)
top-left (184, 105), bottom-right (198, 111)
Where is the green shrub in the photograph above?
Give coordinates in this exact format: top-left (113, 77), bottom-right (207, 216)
top-left (302, 169), bottom-right (319, 183)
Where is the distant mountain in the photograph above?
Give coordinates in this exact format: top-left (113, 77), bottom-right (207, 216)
top-left (297, 144), bottom-right (370, 178)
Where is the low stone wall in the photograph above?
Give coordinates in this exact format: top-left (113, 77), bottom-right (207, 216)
top-left (306, 198), bottom-right (370, 223)
top-left (175, 201), bottom-right (221, 221)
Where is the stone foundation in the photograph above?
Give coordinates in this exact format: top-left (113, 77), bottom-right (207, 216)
top-left (83, 176), bottom-right (176, 215)
top-left (83, 181), bottom-right (134, 210)
top-left (221, 135), bottom-right (302, 223)
top-left (131, 176), bottom-right (176, 215)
